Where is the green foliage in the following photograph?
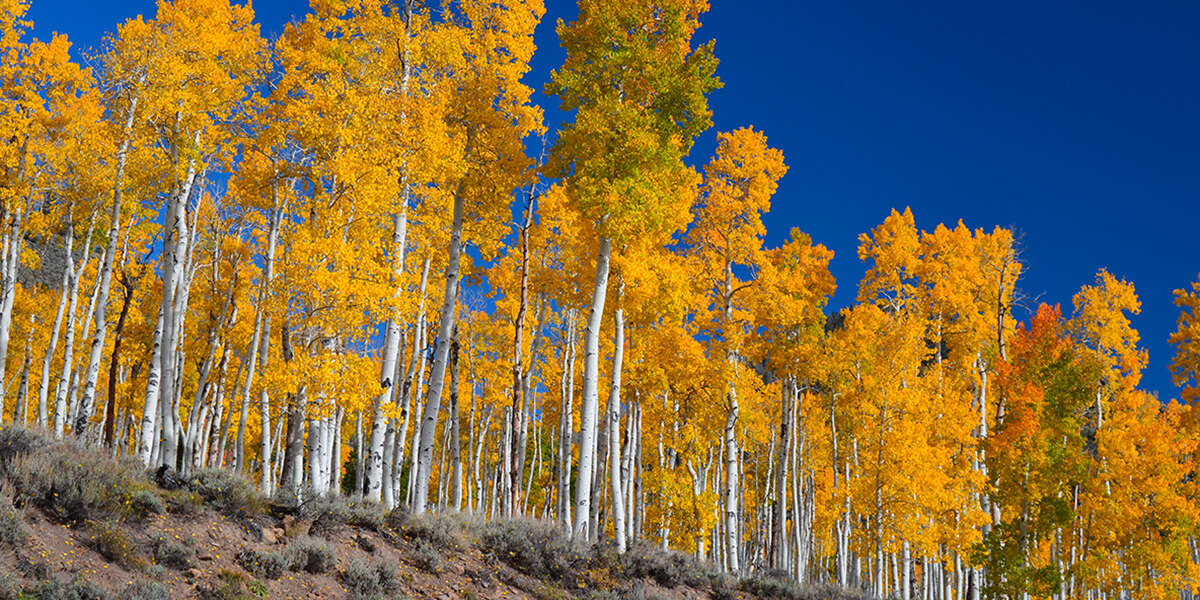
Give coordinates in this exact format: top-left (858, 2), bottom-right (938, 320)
top-left (235, 548), bottom-right (289, 580)
top-left (0, 500), bottom-right (27, 548)
top-left (477, 518), bottom-right (587, 580)
top-left (124, 489), bottom-right (165, 520)
top-left (185, 468), bottom-right (262, 517)
top-left (340, 558), bottom-right (400, 600)
top-left (387, 509), bottom-right (467, 551)
top-left (119, 581), bottom-right (170, 600)
top-left (25, 576), bottom-right (113, 600)
top-left (306, 496), bottom-right (385, 536)
top-left (3, 438), bottom-right (140, 525)
top-left (546, 0), bottom-right (720, 244)
top-left (149, 531), bottom-right (196, 570)
top-left (621, 541), bottom-right (720, 589)
top-left (198, 570), bottom-right (267, 600)
top-left (85, 520), bottom-right (145, 569)
top-left (285, 537), bottom-right (336, 574)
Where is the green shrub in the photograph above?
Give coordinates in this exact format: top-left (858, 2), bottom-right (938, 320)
top-left (163, 489), bottom-right (203, 515)
top-left (149, 532), bottom-right (195, 570)
top-left (27, 576), bottom-right (113, 600)
top-left (197, 569), bottom-right (267, 600)
top-left (388, 509), bottom-right (467, 551)
top-left (411, 538), bottom-right (441, 573)
top-left (125, 489), bottom-right (165, 520)
top-left (186, 469), bottom-right (261, 517)
top-left (285, 537), bottom-right (336, 574)
top-left (305, 496), bottom-right (384, 536)
top-left (0, 500), bottom-right (27, 548)
top-left (0, 427), bottom-right (46, 474)
top-left (340, 558), bottom-right (400, 600)
top-left (86, 520), bottom-right (145, 569)
top-left (5, 440), bottom-right (141, 525)
top-left (120, 581), bottom-right (170, 600)
top-left (143, 564), bottom-right (169, 580)
top-left (0, 573), bottom-right (19, 600)
top-left (621, 541), bottom-right (721, 589)
top-left (478, 518), bottom-right (587, 580)
top-left (739, 572), bottom-right (806, 599)
top-left (236, 548), bottom-right (289, 580)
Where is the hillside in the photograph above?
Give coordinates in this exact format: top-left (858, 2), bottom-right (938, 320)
top-left (0, 428), bottom-right (869, 600)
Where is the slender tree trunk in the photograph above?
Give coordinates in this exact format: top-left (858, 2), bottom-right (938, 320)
top-left (449, 324), bottom-right (463, 511)
top-left (37, 208), bottom-right (85, 430)
top-left (573, 236), bottom-right (611, 540)
top-left (722, 258), bottom-right (740, 573)
top-left (0, 194), bottom-right (26, 420)
top-left (103, 278), bottom-right (134, 447)
top-left (138, 311), bottom-right (164, 464)
top-left (412, 185), bottom-right (467, 514)
top-left (76, 99), bottom-right (139, 437)
top-left (55, 259), bottom-right (97, 439)
top-left (369, 204), bottom-right (409, 502)
top-left (558, 309), bottom-right (575, 531)
top-left (508, 189), bottom-right (535, 512)
top-left (157, 161), bottom-right (199, 467)
top-left (773, 378), bottom-right (791, 569)
top-left (607, 276), bottom-right (626, 553)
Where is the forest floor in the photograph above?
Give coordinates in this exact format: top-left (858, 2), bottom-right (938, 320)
top-left (0, 428), bottom-right (872, 600)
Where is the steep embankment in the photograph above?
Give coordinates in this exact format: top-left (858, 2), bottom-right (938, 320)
top-left (0, 428), bottom-right (869, 600)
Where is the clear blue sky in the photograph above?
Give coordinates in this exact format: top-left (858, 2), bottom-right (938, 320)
top-left (28, 0), bottom-right (1200, 399)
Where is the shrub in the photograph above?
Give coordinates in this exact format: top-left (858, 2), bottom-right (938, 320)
top-left (86, 520), bottom-right (145, 569)
top-left (0, 501), bottom-right (27, 548)
top-left (411, 538), bottom-right (441, 572)
top-left (186, 469), bottom-right (262, 517)
top-left (0, 573), bottom-right (19, 600)
top-left (5, 440), bottom-right (141, 525)
top-left (739, 572), bottom-right (807, 599)
top-left (622, 541), bottom-right (721, 589)
top-left (120, 581), bottom-right (170, 600)
top-left (143, 564), bottom-right (169, 580)
top-left (340, 559), bottom-right (400, 600)
top-left (0, 427), bottom-right (46, 474)
top-left (125, 489), bottom-right (165, 520)
top-left (388, 509), bottom-right (466, 551)
top-left (27, 576), bottom-right (113, 600)
top-left (305, 496), bottom-right (383, 536)
top-left (236, 548), bottom-right (289, 580)
top-left (285, 537), bottom-right (336, 574)
top-left (163, 489), bottom-right (203, 515)
top-left (478, 518), bottom-right (588, 580)
top-left (149, 532), bottom-right (196, 570)
top-left (197, 570), bottom-right (268, 600)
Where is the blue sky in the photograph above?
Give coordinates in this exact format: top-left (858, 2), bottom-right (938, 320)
top-left (28, 0), bottom-right (1200, 399)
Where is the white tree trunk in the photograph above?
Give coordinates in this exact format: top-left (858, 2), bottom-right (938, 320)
top-left (607, 279), bottom-right (626, 553)
top-left (38, 211), bottom-right (87, 430)
top-left (412, 188), bottom-right (467, 514)
top-left (137, 310), bottom-right (165, 465)
top-left (722, 260), bottom-right (740, 574)
top-left (0, 202), bottom-right (26, 419)
top-left (158, 164), bottom-right (198, 468)
top-left (558, 309), bottom-right (576, 530)
top-left (54, 257), bottom-right (96, 439)
top-left (368, 208), bottom-right (408, 503)
top-left (256, 198), bottom-right (281, 494)
top-left (76, 98), bottom-right (138, 438)
top-left (573, 236), bottom-right (611, 540)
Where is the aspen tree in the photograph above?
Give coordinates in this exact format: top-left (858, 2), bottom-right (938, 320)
top-left (547, 0), bottom-right (719, 542)
top-left (410, 0), bottom-right (544, 514)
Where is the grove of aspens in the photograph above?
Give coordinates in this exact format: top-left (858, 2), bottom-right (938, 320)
top-left (1, 0), bottom-right (1199, 598)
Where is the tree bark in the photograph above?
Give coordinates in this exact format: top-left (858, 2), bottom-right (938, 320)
top-left (412, 184), bottom-right (467, 514)
top-left (573, 236), bottom-right (610, 540)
